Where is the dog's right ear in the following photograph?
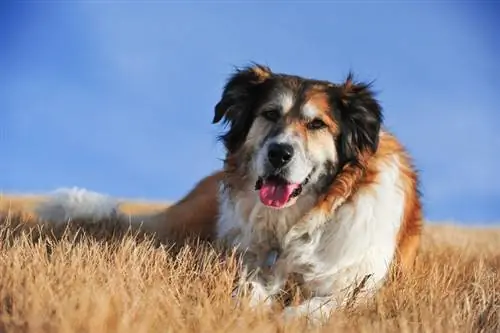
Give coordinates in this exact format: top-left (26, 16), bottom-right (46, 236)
top-left (213, 64), bottom-right (271, 152)
top-left (213, 64), bottom-right (271, 124)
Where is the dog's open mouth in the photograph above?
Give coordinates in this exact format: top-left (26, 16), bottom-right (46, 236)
top-left (255, 175), bottom-right (309, 208)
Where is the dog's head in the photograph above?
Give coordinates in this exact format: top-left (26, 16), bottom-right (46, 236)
top-left (213, 64), bottom-right (383, 209)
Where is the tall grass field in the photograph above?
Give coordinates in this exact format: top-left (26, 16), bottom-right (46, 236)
top-left (0, 195), bottom-right (499, 332)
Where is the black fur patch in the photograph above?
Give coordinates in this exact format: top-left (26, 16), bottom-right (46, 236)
top-left (213, 64), bottom-right (272, 153)
top-left (330, 73), bottom-right (383, 166)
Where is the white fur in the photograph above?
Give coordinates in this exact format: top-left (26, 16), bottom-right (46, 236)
top-left (216, 182), bottom-right (243, 242)
top-left (219, 154), bottom-right (405, 324)
top-left (302, 101), bottom-right (319, 119)
top-left (277, 91), bottom-right (294, 113)
top-left (35, 187), bottom-right (121, 224)
top-left (34, 187), bottom-right (154, 228)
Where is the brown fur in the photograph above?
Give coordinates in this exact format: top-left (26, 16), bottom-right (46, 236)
top-left (151, 171), bottom-right (223, 242)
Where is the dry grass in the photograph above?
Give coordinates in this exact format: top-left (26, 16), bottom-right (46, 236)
top-left (0, 196), bottom-right (499, 332)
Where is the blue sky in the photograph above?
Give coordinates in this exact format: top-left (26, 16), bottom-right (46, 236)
top-left (1, 2), bottom-right (499, 224)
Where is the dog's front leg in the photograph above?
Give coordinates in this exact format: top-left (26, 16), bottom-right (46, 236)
top-left (232, 277), bottom-right (273, 307)
top-left (233, 266), bottom-right (283, 307)
top-left (232, 254), bottom-right (285, 308)
top-left (282, 295), bottom-right (338, 326)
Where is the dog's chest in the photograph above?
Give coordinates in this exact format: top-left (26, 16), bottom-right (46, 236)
top-left (216, 186), bottom-right (322, 273)
top-left (216, 186), bottom-right (313, 248)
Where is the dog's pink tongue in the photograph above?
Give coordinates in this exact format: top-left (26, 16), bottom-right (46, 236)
top-left (259, 181), bottom-right (300, 208)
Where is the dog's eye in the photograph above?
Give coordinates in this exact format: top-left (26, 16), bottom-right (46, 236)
top-left (261, 109), bottom-right (281, 122)
top-left (307, 118), bottom-right (327, 130)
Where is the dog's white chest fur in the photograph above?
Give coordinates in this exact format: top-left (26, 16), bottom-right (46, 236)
top-left (216, 155), bottom-right (405, 321)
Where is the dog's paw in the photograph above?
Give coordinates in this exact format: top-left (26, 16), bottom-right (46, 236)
top-left (231, 281), bottom-right (275, 309)
top-left (282, 304), bottom-right (306, 321)
top-left (281, 300), bottom-right (334, 327)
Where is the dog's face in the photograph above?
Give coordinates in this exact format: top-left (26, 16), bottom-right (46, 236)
top-left (213, 64), bottom-right (383, 209)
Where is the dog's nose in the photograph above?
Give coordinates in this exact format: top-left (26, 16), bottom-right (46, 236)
top-left (268, 143), bottom-right (294, 168)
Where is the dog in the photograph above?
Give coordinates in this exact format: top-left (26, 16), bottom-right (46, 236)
top-left (35, 64), bottom-right (423, 325)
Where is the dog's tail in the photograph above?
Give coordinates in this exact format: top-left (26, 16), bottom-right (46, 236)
top-left (34, 171), bottom-right (224, 242)
top-left (34, 187), bottom-right (154, 228)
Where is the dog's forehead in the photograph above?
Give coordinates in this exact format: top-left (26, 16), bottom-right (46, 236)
top-left (267, 76), bottom-right (333, 118)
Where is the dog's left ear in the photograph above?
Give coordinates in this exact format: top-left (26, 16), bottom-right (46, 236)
top-left (337, 73), bottom-right (383, 164)
top-left (213, 64), bottom-right (271, 152)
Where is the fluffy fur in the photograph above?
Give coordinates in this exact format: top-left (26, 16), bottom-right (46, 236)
top-left (36, 187), bottom-right (121, 223)
top-left (34, 64), bottom-right (423, 326)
